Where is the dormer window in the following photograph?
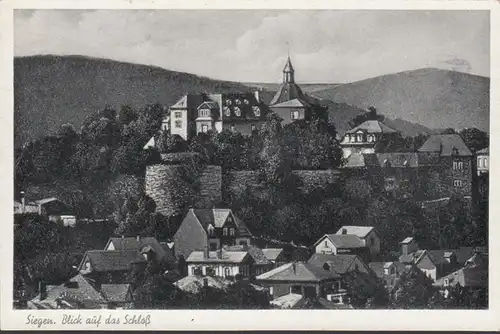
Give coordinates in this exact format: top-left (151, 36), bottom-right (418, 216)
top-left (235, 99), bottom-right (242, 105)
top-left (251, 124), bottom-right (256, 131)
top-left (229, 228), bottom-right (235, 236)
top-left (224, 107), bottom-right (231, 117)
top-left (244, 99), bottom-right (249, 105)
top-left (253, 106), bottom-right (261, 117)
top-left (234, 107), bottom-right (241, 117)
top-left (357, 133), bottom-right (363, 142)
top-left (226, 99), bottom-right (232, 106)
top-left (367, 134), bottom-right (374, 142)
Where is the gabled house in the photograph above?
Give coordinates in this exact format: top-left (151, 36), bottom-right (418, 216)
top-left (104, 236), bottom-right (176, 267)
top-left (27, 274), bottom-right (133, 309)
top-left (433, 266), bottom-right (488, 298)
top-left (336, 226), bottom-right (381, 257)
top-left (173, 208), bottom-right (253, 260)
top-left (256, 253), bottom-right (375, 305)
top-left (313, 233), bottom-right (369, 259)
top-left (340, 120), bottom-right (399, 158)
top-left (78, 250), bottom-right (146, 283)
top-left (185, 248), bottom-right (254, 279)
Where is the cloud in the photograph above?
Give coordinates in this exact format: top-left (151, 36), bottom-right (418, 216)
top-left (14, 10), bottom-right (490, 83)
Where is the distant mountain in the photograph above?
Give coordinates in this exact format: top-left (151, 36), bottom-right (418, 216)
top-left (320, 100), bottom-right (435, 137)
top-left (14, 55), bottom-right (252, 146)
top-left (244, 82), bottom-right (340, 95)
top-left (314, 68), bottom-right (490, 132)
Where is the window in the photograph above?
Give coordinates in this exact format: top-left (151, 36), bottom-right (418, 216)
top-left (324, 240), bottom-right (328, 247)
top-left (174, 112), bottom-right (182, 118)
top-left (453, 160), bottom-right (464, 170)
top-left (291, 111), bottom-right (300, 120)
top-left (207, 224), bottom-right (214, 236)
top-left (234, 107), bottom-right (241, 117)
top-left (484, 158), bottom-right (488, 168)
top-left (357, 133), bottom-right (363, 142)
top-left (226, 99), bottom-right (232, 106)
top-left (444, 278), bottom-right (449, 287)
top-left (193, 266), bottom-right (202, 276)
top-left (224, 107), bottom-right (231, 117)
top-left (229, 228), bottom-right (235, 236)
top-left (223, 228), bottom-right (228, 236)
top-left (206, 267), bottom-right (216, 276)
top-left (163, 124), bottom-right (168, 131)
top-left (199, 109), bottom-right (210, 117)
top-left (224, 267), bottom-right (231, 277)
top-left (244, 99), bottom-right (249, 105)
top-left (251, 124), bottom-right (256, 131)
top-left (239, 240), bottom-right (248, 246)
top-left (367, 134), bottom-right (373, 142)
top-left (454, 180), bottom-right (463, 187)
top-left (230, 124), bottom-right (236, 132)
top-left (253, 106), bottom-right (260, 116)
top-left (201, 124), bottom-right (208, 133)
top-left (175, 120), bottom-right (182, 128)
top-left (235, 99), bottom-right (241, 105)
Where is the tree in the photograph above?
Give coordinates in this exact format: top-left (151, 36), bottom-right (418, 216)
top-left (441, 128), bottom-right (456, 134)
top-left (390, 266), bottom-right (435, 308)
top-left (157, 133), bottom-right (188, 153)
top-left (348, 106), bottom-right (384, 129)
top-left (118, 105), bottom-right (138, 125)
top-left (459, 128), bottom-right (488, 153)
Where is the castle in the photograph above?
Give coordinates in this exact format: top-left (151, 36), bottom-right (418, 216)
top-left (158, 56), bottom-right (322, 141)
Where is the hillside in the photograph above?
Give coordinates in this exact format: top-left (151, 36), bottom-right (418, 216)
top-left (244, 82), bottom-right (340, 94)
top-left (14, 55), bottom-right (252, 146)
top-left (314, 68), bottom-right (490, 132)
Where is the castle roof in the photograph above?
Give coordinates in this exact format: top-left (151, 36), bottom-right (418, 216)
top-left (346, 120), bottom-right (398, 134)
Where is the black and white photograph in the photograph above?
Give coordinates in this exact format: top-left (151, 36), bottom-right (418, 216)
top-left (1, 2), bottom-right (497, 329)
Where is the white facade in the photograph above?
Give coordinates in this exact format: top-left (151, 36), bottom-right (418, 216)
top-left (187, 263), bottom-right (251, 278)
top-left (315, 236), bottom-right (338, 255)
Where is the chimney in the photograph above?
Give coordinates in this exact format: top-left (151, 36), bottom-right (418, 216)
top-left (203, 245), bottom-right (209, 259)
top-left (20, 191), bottom-right (25, 214)
top-left (254, 90), bottom-right (260, 103)
top-left (39, 281), bottom-right (47, 301)
top-left (342, 228), bottom-right (347, 235)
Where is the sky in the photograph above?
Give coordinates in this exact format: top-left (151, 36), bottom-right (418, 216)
top-left (14, 10), bottom-right (490, 83)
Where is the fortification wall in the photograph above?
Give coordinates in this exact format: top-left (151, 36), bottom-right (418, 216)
top-left (145, 162), bottom-right (222, 217)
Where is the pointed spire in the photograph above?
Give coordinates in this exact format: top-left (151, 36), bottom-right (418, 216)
top-left (282, 55), bottom-right (295, 83)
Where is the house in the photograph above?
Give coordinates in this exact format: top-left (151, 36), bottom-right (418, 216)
top-left (476, 147), bottom-right (489, 175)
top-left (340, 119), bottom-right (399, 158)
top-left (433, 266), bottom-right (488, 298)
top-left (418, 134), bottom-right (474, 199)
top-left (398, 238), bottom-right (458, 281)
top-left (256, 254), bottom-right (374, 305)
top-left (335, 226), bottom-right (380, 257)
top-left (78, 250), bottom-right (147, 283)
top-left (185, 247), bottom-right (254, 279)
top-left (313, 233), bottom-right (369, 260)
top-left (27, 275), bottom-right (133, 309)
top-left (225, 245), bottom-right (278, 276)
top-left (14, 194), bottom-right (76, 225)
top-left (369, 261), bottom-right (407, 290)
top-left (104, 236), bottom-right (176, 267)
top-left (173, 208), bottom-right (253, 260)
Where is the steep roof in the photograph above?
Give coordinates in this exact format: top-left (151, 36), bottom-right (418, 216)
top-left (336, 226), bottom-right (374, 238)
top-left (315, 234), bottom-right (365, 248)
top-left (270, 98), bottom-right (309, 108)
top-left (346, 120), bottom-right (398, 134)
top-left (189, 208), bottom-right (252, 237)
top-left (80, 250), bottom-right (145, 272)
top-left (283, 56), bottom-right (294, 72)
top-left (418, 134), bottom-right (472, 156)
top-left (256, 262), bottom-right (340, 282)
top-left (307, 254), bottom-right (361, 274)
top-left (186, 250), bottom-right (249, 264)
top-left (28, 274), bottom-right (106, 309)
top-left (106, 236), bottom-right (174, 263)
top-left (434, 267), bottom-right (487, 288)
top-left (100, 284), bottom-right (132, 303)
top-left (426, 250), bottom-right (449, 266)
top-left (262, 248), bottom-right (284, 262)
top-left (269, 82), bottom-right (309, 106)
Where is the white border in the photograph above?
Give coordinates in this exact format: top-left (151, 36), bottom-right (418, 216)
top-left (1, 0), bottom-right (499, 330)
